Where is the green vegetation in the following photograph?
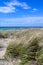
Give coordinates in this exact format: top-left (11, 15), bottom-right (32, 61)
top-left (36, 48), bottom-right (43, 65)
top-left (4, 36), bottom-right (43, 65)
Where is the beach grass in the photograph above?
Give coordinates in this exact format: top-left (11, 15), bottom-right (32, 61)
top-left (0, 28), bottom-right (43, 65)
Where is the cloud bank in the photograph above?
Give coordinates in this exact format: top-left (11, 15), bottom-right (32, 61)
top-left (0, 17), bottom-right (43, 26)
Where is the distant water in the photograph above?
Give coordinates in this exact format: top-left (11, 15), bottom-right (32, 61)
top-left (0, 27), bottom-right (42, 30)
top-left (0, 27), bottom-right (28, 30)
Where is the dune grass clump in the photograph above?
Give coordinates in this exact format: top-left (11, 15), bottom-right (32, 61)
top-left (4, 36), bottom-right (43, 65)
top-left (0, 31), bottom-right (10, 38)
top-left (20, 37), bottom-right (41, 65)
top-left (4, 40), bottom-right (22, 60)
top-left (36, 48), bottom-right (43, 65)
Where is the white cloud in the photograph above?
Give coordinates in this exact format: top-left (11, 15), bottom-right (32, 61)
top-left (0, 0), bottom-right (38, 13)
top-left (0, 6), bottom-right (15, 13)
top-left (7, 1), bottom-right (30, 9)
top-left (0, 0), bottom-right (30, 13)
top-left (31, 8), bottom-right (38, 12)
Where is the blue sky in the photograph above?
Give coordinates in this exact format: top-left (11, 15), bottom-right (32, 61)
top-left (0, 0), bottom-right (43, 27)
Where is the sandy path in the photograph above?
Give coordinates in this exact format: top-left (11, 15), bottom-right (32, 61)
top-left (0, 38), bottom-right (11, 59)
